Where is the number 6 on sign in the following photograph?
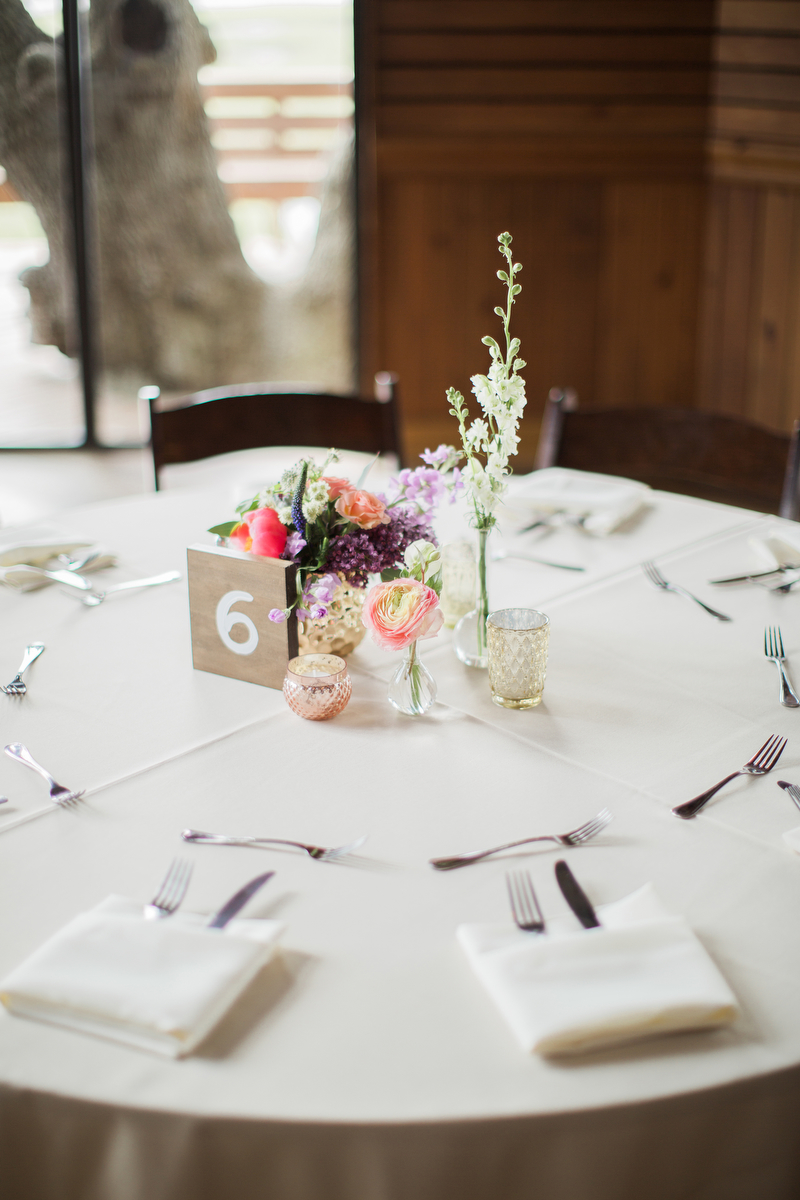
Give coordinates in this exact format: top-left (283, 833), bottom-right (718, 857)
top-left (187, 544), bottom-right (298, 689)
top-left (216, 591), bottom-right (258, 655)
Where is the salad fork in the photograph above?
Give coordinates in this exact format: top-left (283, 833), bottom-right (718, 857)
top-left (642, 561), bottom-right (731, 621)
top-left (672, 734), bottom-right (787, 819)
top-left (1, 643), bottom-right (44, 695)
top-left (144, 858), bottom-right (193, 920)
top-left (181, 829), bottom-right (367, 862)
top-left (3, 742), bottom-right (85, 807)
top-left (506, 871), bottom-right (545, 932)
top-left (764, 626), bottom-right (800, 708)
top-left (429, 809), bottom-right (612, 870)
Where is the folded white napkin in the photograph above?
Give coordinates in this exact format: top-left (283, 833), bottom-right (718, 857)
top-left (0, 526), bottom-right (116, 589)
top-left (782, 827), bottom-right (800, 854)
top-left (458, 884), bottom-right (738, 1057)
top-left (748, 526), bottom-right (800, 571)
top-left (501, 467), bottom-right (651, 536)
top-left (0, 896), bottom-right (284, 1057)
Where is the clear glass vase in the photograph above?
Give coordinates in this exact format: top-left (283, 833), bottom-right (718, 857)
top-left (388, 640), bottom-right (437, 716)
top-left (453, 527), bottom-right (490, 669)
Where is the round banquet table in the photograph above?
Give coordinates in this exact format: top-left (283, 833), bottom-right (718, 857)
top-left (1, 477), bottom-right (800, 1200)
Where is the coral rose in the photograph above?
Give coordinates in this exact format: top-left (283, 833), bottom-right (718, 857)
top-left (334, 487), bottom-right (390, 529)
top-left (230, 507), bottom-right (287, 559)
top-left (321, 476), bottom-right (351, 500)
top-left (363, 578), bottom-right (443, 652)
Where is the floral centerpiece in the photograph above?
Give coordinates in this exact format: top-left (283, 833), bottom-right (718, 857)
top-left (208, 448), bottom-right (462, 656)
top-left (446, 231), bottom-right (527, 668)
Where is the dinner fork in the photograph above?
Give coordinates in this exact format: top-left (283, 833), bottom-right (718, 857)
top-left (144, 858), bottom-right (193, 920)
top-left (181, 829), bottom-right (367, 861)
top-left (1, 643), bottom-right (45, 695)
top-left (75, 571), bottom-right (182, 607)
top-left (506, 870), bottom-right (545, 932)
top-left (764, 626), bottom-right (800, 708)
top-left (3, 742), bottom-right (85, 807)
top-left (428, 809), bottom-right (612, 871)
top-left (642, 561), bottom-right (731, 621)
top-left (672, 734), bottom-right (787, 819)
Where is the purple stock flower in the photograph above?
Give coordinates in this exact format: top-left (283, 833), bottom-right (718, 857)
top-left (269, 608), bottom-right (287, 623)
top-left (421, 444), bottom-right (452, 467)
top-left (283, 531), bottom-right (307, 559)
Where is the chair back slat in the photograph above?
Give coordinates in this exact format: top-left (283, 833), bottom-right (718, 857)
top-left (149, 376), bottom-right (402, 488)
top-left (535, 393), bottom-right (798, 517)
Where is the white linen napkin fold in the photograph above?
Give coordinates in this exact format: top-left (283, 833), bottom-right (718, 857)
top-left (0, 896), bottom-right (284, 1057)
top-left (457, 884), bottom-right (738, 1057)
top-left (0, 526), bottom-right (116, 589)
top-left (500, 467), bottom-right (651, 536)
top-left (782, 827), bottom-right (800, 854)
top-left (748, 525), bottom-right (800, 571)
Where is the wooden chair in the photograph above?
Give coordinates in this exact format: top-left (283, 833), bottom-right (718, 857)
top-left (534, 389), bottom-right (800, 519)
top-left (145, 373), bottom-right (402, 490)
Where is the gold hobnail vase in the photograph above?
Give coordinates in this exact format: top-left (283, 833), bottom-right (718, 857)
top-left (297, 578), bottom-right (367, 657)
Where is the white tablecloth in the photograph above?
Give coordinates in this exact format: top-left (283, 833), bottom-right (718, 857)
top-left (1, 483), bottom-right (800, 1199)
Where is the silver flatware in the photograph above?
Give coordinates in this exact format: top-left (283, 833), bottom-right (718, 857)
top-left (642, 560), bottom-right (732, 621)
top-left (0, 564), bottom-right (94, 592)
top-left (764, 626), bottom-right (800, 708)
top-left (208, 871), bottom-right (274, 929)
top-left (3, 742), bottom-right (85, 807)
top-left (429, 809), bottom-right (612, 871)
top-left (77, 571), bottom-right (181, 607)
top-left (1, 642), bottom-right (44, 695)
top-left (182, 829), bottom-right (367, 862)
top-left (778, 780), bottom-right (800, 813)
top-left (672, 733), bottom-right (787, 819)
top-left (144, 858), bottom-right (193, 920)
top-left (555, 859), bottom-right (601, 928)
top-left (55, 546), bottom-right (105, 572)
top-left (709, 567), bottom-right (789, 586)
top-left (491, 549), bottom-right (585, 571)
top-left (506, 870), bottom-right (545, 932)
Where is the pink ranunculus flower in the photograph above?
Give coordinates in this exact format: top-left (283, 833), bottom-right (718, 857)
top-left (363, 578), bottom-right (443, 652)
top-left (236, 507), bottom-right (287, 559)
top-left (335, 487), bottom-right (391, 530)
top-left (322, 475), bottom-right (352, 500)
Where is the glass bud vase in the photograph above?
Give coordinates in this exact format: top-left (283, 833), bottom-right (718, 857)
top-left (388, 640), bottom-right (437, 716)
top-left (453, 527), bottom-right (490, 669)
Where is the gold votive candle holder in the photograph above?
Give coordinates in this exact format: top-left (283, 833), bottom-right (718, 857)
top-left (283, 654), bottom-right (351, 720)
top-left (487, 609), bottom-right (550, 709)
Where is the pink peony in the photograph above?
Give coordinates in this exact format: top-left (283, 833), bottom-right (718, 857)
top-left (231, 507), bottom-right (287, 558)
top-left (335, 487), bottom-right (391, 530)
top-left (363, 578), bottom-right (443, 652)
top-left (322, 475), bottom-right (351, 500)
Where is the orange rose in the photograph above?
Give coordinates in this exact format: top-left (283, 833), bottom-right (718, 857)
top-left (322, 476), bottom-right (351, 500)
top-left (334, 487), bottom-right (391, 529)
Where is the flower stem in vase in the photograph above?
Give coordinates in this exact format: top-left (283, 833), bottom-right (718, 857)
top-left (388, 639), bottom-right (437, 716)
top-left (453, 527), bottom-right (490, 669)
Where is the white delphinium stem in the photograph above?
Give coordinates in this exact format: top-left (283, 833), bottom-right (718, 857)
top-left (447, 232), bottom-right (526, 532)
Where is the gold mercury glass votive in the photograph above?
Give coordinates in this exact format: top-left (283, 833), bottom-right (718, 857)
top-left (487, 609), bottom-right (550, 709)
top-left (283, 654), bottom-right (352, 721)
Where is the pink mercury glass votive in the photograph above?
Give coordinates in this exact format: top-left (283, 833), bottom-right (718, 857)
top-left (283, 654), bottom-right (352, 720)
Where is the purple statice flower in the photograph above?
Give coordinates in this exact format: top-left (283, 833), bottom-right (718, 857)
top-left (325, 507), bottom-right (436, 588)
top-left (282, 531), bottom-right (307, 559)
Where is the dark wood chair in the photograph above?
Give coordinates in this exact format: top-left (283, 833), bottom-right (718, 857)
top-left (534, 389), bottom-right (800, 519)
top-left (145, 373), bottom-right (403, 490)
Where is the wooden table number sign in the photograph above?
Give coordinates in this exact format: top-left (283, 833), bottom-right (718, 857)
top-left (187, 544), bottom-right (298, 689)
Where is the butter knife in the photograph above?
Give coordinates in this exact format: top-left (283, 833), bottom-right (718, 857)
top-left (555, 860), bottom-right (600, 928)
top-left (709, 567), bottom-right (790, 586)
top-left (778, 781), bottom-right (800, 813)
top-left (207, 871), bottom-right (274, 929)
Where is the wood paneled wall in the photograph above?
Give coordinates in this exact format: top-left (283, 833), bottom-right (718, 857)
top-left (357, 0), bottom-right (800, 469)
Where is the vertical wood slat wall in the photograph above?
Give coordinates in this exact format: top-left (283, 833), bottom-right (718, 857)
top-left (357, 0), bottom-right (800, 469)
